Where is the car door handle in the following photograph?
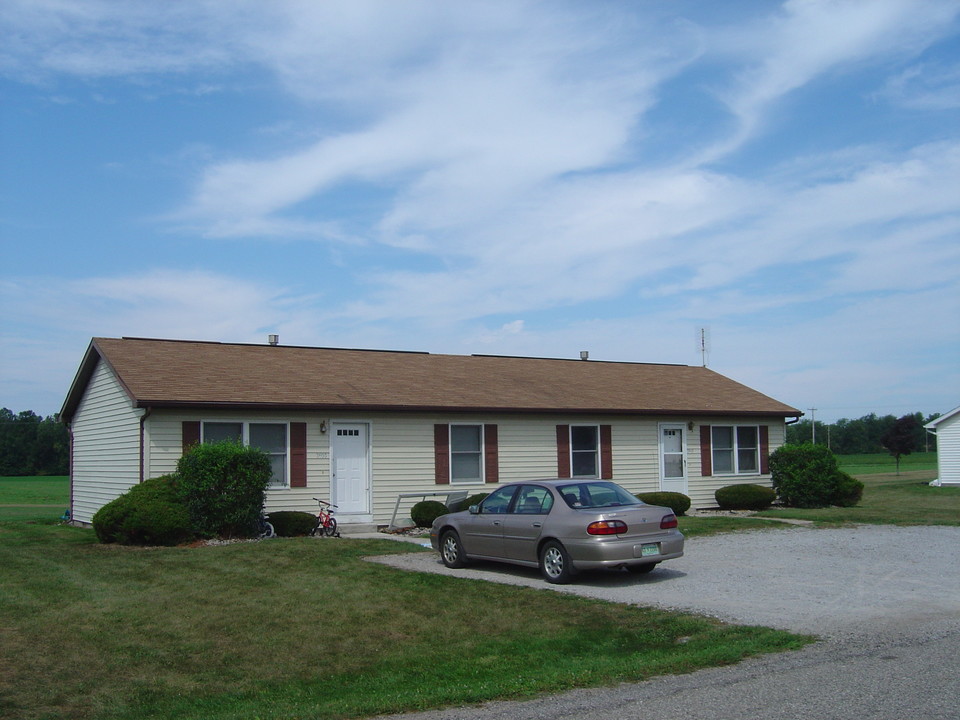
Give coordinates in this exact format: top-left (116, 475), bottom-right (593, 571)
top-left (492, 520), bottom-right (502, 527)
top-left (532, 522), bottom-right (542, 528)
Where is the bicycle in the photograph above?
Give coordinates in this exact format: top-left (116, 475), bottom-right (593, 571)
top-left (257, 507), bottom-right (276, 539)
top-left (310, 498), bottom-right (340, 537)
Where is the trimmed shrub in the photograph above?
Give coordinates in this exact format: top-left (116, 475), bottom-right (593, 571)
top-left (175, 440), bottom-right (272, 538)
top-left (833, 471), bottom-right (865, 507)
top-left (715, 483), bottom-right (776, 510)
top-left (268, 511), bottom-right (317, 537)
top-left (635, 491), bottom-right (691, 516)
top-left (92, 475), bottom-right (192, 546)
top-left (411, 500), bottom-right (450, 528)
top-left (456, 493), bottom-right (490, 512)
top-left (769, 443), bottom-right (863, 508)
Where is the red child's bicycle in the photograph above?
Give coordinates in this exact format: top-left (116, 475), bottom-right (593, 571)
top-left (310, 498), bottom-right (340, 537)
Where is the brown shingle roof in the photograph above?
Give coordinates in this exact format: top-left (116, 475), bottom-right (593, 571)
top-left (61, 337), bottom-right (800, 420)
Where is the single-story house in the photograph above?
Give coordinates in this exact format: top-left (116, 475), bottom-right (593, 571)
top-left (925, 406), bottom-right (960, 487)
top-left (60, 336), bottom-right (802, 527)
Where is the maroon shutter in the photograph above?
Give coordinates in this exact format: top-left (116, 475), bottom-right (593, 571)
top-left (759, 425), bottom-right (770, 474)
top-left (556, 425), bottom-right (570, 478)
top-left (700, 425), bottom-right (712, 476)
top-left (290, 422), bottom-right (307, 487)
top-left (600, 425), bottom-right (613, 479)
top-left (483, 424), bottom-right (499, 484)
top-left (182, 421), bottom-right (200, 454)
top-left (434, 424), bottom-right (450, 485)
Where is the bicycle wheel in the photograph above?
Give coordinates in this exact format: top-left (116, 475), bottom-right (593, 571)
top-left (323, 517), bottom-right (338, 537)
top-left (263, 521), bottom-right (276, 539)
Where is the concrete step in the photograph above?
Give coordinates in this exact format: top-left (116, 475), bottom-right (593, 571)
top-left (336, 522), bottom-right (381, 536)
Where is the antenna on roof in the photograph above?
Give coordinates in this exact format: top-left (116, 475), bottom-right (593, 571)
top-left (268, 334), bottom-right (279, 346)
top-left (697, 327), bottom-right (710, 367)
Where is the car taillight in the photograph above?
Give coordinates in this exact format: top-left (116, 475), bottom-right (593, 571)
top-left (587, 520), bottom-right (628, 535)
top-left (660, 514), bottom-right (678, 529)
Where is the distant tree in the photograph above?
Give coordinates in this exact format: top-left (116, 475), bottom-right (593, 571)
top-left (0, 408), bottom-right (69, 476)
top-left (880, 415), bottom-right (919, 475)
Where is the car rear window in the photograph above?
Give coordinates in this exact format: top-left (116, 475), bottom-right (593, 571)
top-left (557, 481), bottom-right (641, 509)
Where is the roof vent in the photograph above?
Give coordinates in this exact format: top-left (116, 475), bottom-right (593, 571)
top-left (268, 334), bottom-right (279, 346)
top-left (580, 350), bottom-right (589, 360)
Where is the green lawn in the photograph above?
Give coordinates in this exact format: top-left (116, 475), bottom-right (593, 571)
top-left (0, 476), bottom-right (69, 523)
top-left (0, 522), bottom-right (809, 720)
top-left (836, 451), bottom-right (937, 475)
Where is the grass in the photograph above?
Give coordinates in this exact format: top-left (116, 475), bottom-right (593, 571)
top-left (0, 522), bottom-right (809, 720)
top-left (0, 475), bottom-right (69, 504)
top-left (755, 469), bottom-right (958, 526)
top-left (836, 451), bottom-right (937, 475)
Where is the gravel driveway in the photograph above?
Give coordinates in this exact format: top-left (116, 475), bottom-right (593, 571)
top-left (369, 524), bottom-right (960, 637)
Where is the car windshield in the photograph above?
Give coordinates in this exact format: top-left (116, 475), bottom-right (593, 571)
top-left (557, 481), bottom-right (642, 509)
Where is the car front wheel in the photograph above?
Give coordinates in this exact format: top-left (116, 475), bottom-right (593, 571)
top-left (539, 540), bottom-right (575, 584)
top-left (440, 530), bottom-right (468, 569)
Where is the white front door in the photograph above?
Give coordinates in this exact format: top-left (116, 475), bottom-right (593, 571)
top-left (659, 423), bottom-right (688, 494)
top-left (331, 423), bottom-right (370, 515)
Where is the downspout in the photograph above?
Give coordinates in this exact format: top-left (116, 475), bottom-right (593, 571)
top-left (139, 407), bottom-right (152, 483)
top-left (65, 420), bottom-right (74, 524)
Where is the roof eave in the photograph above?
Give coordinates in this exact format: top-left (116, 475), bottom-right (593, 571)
top-left (135, 400), bottom-right (801, 418)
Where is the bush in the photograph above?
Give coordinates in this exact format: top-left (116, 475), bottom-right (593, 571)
top-left (635, 491), bottom-right (691, 516)
top-left (175, 440), bottom-right (272, 538)
top-left (769, 443), bottom-right (864, 508)
top-left (268, 511), bottom-right (317, 537)
top-left (92, 475), bottom-right (193, 546)
top-left (455, 492), bottom-right (490, 512)
top-left (715, 483), bottom-right (776, 510)
top-left (833, 471), bottom-right (865, 507)
top-left (411, 500), bottom-right (450, 528)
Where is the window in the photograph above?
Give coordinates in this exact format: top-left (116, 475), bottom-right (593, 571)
top-left (711, 425), bottom-right (759, 475)
top-left (513, 485), bottom-right (554, 515)
top-left (570, 426), bottom-right (599, 477)
top-left (202, 421), bottom-right (288, 487)
top-left (558, 481), bottom-right (640, 509)
top-left (450, 424), bottom-right (483, 484)
top-left (480, 485), bottom-right (517, 514)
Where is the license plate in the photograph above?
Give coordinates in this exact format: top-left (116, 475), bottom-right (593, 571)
top-left (639, 543), bottom-right (659, 557)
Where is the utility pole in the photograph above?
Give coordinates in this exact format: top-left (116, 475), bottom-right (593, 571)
top-left (808, 408), bottom-right (817, 444)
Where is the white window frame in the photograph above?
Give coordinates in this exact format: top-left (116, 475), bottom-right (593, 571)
top-left (449, 423), bottom-right (484, 485)
top-left (201, 420), bottom-right (290, 488)
top-left (711, 425), bottom-right (760, 476)
top-left (570, 424), bottom-right (600, 479)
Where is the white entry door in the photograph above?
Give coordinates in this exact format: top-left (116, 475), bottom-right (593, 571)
top-left (331, 423), bottom-right (370, 515)
top-left (659, 423), bottom-right (688, 494)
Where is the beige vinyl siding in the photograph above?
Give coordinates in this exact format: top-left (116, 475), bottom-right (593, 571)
top-left (141, 411), bottom-right (789, 524)
top-left (687, 419), bottom-right (786, 509)
top-left (70, 361), bottom-right (143, 524)
top-left (145, 411), bottom-right (332, 512)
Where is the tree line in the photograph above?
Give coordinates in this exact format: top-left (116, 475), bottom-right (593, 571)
top-left (0, 409), bottom-right (69, 476)
top-left (785, 411), bottom-right (938, 455)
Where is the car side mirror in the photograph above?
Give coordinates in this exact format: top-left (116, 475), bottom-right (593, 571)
top-left (468, 504), bottom-right (480, 515)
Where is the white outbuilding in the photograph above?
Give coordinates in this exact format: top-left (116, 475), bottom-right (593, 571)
top-left (925, 406), bottom-right (960, 487)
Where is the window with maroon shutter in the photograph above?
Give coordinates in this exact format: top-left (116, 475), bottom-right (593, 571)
top-left (700, 425), bottom-right (712, 476)
top-left (600, 425), bottom-right (613, 479)
top-left (483, 424), bottom-right (499, 484)
top-left (759, 425), bottom-right (770, 474)
top-left (434, 424), bottom-right (450, 485)
top-left (556, 425), bottom-right (570, 478)
top-left (290, 422), bottom-right (307, 487)
top-left (182, 421), bottom-right (200, 453)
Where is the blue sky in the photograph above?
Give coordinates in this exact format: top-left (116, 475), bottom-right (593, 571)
top-left (2, 0), bottom-right (959, 423)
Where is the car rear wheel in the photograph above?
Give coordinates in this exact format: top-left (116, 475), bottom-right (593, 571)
top-left (440, 530), bottom-right (467, 569)
top-left (539, 540), bottom-right (575, 584)
top-left (628, 562), bottom-right (658, 574)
